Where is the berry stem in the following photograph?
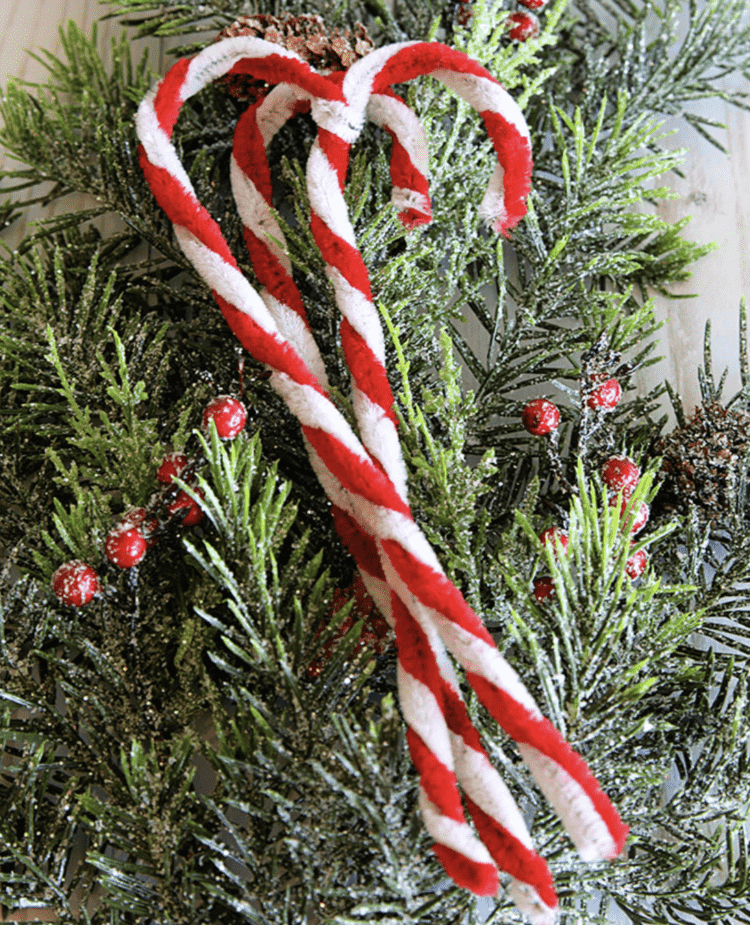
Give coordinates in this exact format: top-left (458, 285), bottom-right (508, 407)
top-left (544, 428), bottom-right (576, 495)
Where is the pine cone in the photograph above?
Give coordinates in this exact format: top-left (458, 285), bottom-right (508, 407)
top-left (653, 402), bottom-right (750, 520)
top-left (215, 14), bottom-right (375, 101)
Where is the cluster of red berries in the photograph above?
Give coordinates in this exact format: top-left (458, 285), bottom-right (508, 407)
top-left (532, 454), bottom-right (649, 603)
top-left (603, 456), bottom-right (650, 578)
top-left (521, 379), bottom-right (623, 440)
top-left (51, 396), bottom-right (247, 607)
top-left (455, 0), bottom-right (543, 43)
top-left (306, 573), bottom-right (392, 678)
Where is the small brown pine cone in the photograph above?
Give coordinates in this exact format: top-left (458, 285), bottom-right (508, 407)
top-left (652, 401), bottom-right (750, 521)
top-left (215, 14), bottom-right (375, 101)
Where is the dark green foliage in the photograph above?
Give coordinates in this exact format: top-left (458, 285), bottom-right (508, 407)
top-left (1, 0), bottom-right (750, 921)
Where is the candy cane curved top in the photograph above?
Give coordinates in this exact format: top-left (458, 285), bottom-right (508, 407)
top-left (318, 41), bottom-right (532, 234)
top-left (230, 82), bottom-right (432, 389)
top-left (136, 36), bottom-right (627, 923)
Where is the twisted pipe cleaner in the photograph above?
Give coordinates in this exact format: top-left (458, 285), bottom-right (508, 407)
top-left (300, 34), bottom-right (627, 884)
top-left (135, 36), bottom-right (628, 921)
top-left (229, 71), bottom-right (558, 923)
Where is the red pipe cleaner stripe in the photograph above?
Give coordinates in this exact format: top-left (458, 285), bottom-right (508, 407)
top-left (406, 728), bottom-right (465, 823)
top-left (241, 229), bottom-right (310, 325)
top-left (330, 506), bottom-right (386, 580)
top-left (138, 149), bottom-right (238, 268)
top-left (339, 319), bottom-right (397, 422)
top-left (214, 295), bottom-right (322, 392)
top-left (392, 588), bottom-right (449, 698)
top-left (386, 132), bottom-right (430, 200)
top-left (234, 103), bottom-right (273, 199)
top-left (379, 538), bottom-right (496, 644)
top-left (385, 132), bottom-right (432, 227)
top-left (371, 44), bottom-right (499, 94)
top-left (480, 109), bottom-right (533, 233)
top-left (318, 128), bottom-right (351, 188)
top-left (463, 796), bottom-right (558, 908)
top-left (309, 212), bottom-right (373, 297)
top-left (432, 844), bottom-right (499, 897)
top-left (221, 54), bottom-right (346, 102)
top-left (439, 676), bottom-right (485, 754)
top-left (467, 673), bottom-right (629, 857)
top-left (153, 57), bottom-right (191, 137)
top-left (302, 427), bottom-right (411, 517)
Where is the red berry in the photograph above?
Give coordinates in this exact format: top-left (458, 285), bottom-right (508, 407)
top-left (456, 1), bottom-right (473, 25)
top-left (518, 0), bottom-right (545, 8)
top-left (52, 560), bottom-right (100, 607)
top-left (123, 508), bottom-right (159, 547)
top-left (611, 497), bottom-right (649, 534)
top-left (533, 576), bottom-right (556, 602)
top-left (202, 396), bottom-right (247, 439)
top-left (156, 452), bottom-right (188, 484)
top-left (625, 548), bottom-right (648, 579)
top-left (168, 488), bottom-right (205, 527)
top-left (601, 456), bottom-right (640, 496)
top-left (105, 523), bottom-right (148, 568)
top-left (522, 399), bottom-right (560, 436)
top-left (587, 378), bottom-right (622, 411)
top-left (540, 527), bottom-right (569, 556)
top-left (507, 11), bottom-right (540, 41)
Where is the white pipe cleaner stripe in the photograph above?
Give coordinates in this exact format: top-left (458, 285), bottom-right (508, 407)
top-left (431, 69), bottom-right (531, 138)
top-left (367, 93), bottom-right (430, 175)
top-left (418, 791), bottom-right (496, 868)
top-left (518, 744), bottom-right (621, 861)
top-left (174, 226), bottom-right (279, 335)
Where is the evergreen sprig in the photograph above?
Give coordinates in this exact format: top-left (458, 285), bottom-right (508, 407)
top-left (1, 0), bottom-right (750, 920)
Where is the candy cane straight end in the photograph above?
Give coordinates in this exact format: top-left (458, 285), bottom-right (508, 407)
top-left (508, 881), bottom-right (559, 925)
top-left (600, 818), bottom-right (630, 862)
top-left (479, 131), bottom-right (533, 237)
top-left (397, 205), bottom-right (432, 229)
top-left (432, 844), bottom-right (499, 896)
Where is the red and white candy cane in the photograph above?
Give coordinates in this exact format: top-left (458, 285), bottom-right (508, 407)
top-left (303, 37), bottom-right (626, 890)
top-left (229, 54), bottom-right (564, 919)
top-left (231, 78), bottom-right (557, 920)
top-left (136, 36), bottom-right (628, 921)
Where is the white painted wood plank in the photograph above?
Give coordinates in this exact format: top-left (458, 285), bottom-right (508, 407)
top-left (0, 0), bottom-right (162, 249)
top-left (636, 93), bottom-right (750, 417)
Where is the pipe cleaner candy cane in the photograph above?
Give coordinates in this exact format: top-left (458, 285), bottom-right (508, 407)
top-left (301, 33), bottom-right (626, 870)
top-left (229, 78), bottom-right (557, 921)
top-left (136, 36), bottom-right (628, 923)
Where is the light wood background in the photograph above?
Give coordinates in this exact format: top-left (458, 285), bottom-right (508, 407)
top-left (0, 1), bottom-right (748, 921)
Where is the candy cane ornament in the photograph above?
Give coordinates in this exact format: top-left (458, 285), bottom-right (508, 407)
top-left (135, 36), bottom-right (628, 921)
top-left (301, 36), bottom-right (626, 870)
top-left (229, 78), bottom-right (559, 921)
